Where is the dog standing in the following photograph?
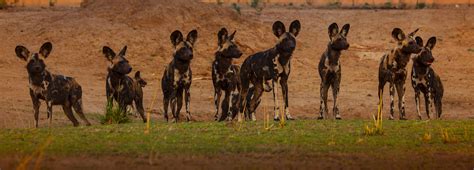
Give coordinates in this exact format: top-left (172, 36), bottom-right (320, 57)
top-left (240, 20), bottom-right (300, 121)
top-left (318, 23), bottom-right (350, 120)
top-left (15, 42), bottom-right (91, 127)
top-left (162, 30), bottom-right (198, 122)
top-left (411, 36), bottom-right (443, 119)
top-left (378, 28), bottom-right (422, 120)
top-left (212, 28), bottom-right (243, 121)
top-left (102, 46), bottom-right (147, 123)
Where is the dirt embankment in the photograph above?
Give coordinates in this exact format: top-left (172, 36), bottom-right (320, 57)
top-left (0, 0), bottom-right (473, 128)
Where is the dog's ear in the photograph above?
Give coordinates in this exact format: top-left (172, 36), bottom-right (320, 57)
top-left (135, 71), bottom-right (147, 87)
top-left (340, 24), bottom-right (350, 37)
top-left (228, 30), bottom-right (236, 41)
top-left (289, 20), bottom-right (301, 37)
top-left (328, 23), bottom-right (339, 39)
top-left (170, 30), bottom-right (183, 46)
top-left (186, 29), bottom-right (198, 46)
top-left (15, 45), bottom-right (30, 61)
top-left (134, 71), bottom-right (141, 79)
top-left (217, 28), bottom-right (228, 47)
top-left (272, 21), bottom-right (286, 38)
top-left (118, 45), bottom-right (127, 57)
top-left (39, 42), bottom-right (52, 58)
top-left (415, 36), bottom-right (423, 47)
top-left (426, 37), bottom-right (437, 50)
top-left (102, 46), bottom-right (116, 61)
top-left (408, 28), bottom-right (420, 37)
top-left (391, 28), bottom-right (406, 42)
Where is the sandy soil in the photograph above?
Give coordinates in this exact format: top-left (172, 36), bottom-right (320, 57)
top-left (0, 0), bottom-right (473, 128)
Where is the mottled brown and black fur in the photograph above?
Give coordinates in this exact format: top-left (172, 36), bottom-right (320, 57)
top-left (378, 28), bottom-right (422, 120)
top-left (239, 20), bottom-right (300, 121)
top-left (212, 28), bottom-right (243, 121)
top-left (162, 30), bottom-right (198, 122)
top-left (411, 36), bottom-right (444, 119)
top-left (318, 23), bottom-right (350, 120)
top-left (15, 42), bottom-right (91, 127)
top-left (102, 46), bottom-right (147, 123)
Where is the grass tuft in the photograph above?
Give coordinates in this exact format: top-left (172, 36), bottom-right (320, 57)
top-left (100, 99), bottom-right (131, 124)
top-left (441, 128), bottom-right (459, 144)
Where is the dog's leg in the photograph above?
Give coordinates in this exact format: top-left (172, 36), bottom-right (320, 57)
top-left (377, 80), bottom-right (386, 120)
top-left (248, 84), bottom-right (264, 121)
top-left (389, 83), bottom-right (395, 120)
top-left (62, 104), bottom-right (79, 127)
top-left (30, 92), bottom-right (41, 128)
top-left (230, 87), bottom-right (240, 120)
top-left (239, 84), bottom-right (249, 122)
top-left (319, 82), bottom-right (329, 119)
top-left (424, 92), bottom-right (432, 119)
top-left (272, 80), bottom-right (281, 121)
top-left (395, 81), bottom-right (407, 120)
top-left (163, 96), bottom-right (170, 122)
top-left (332, 74), bottom-right (341, 120)
top-left (176, 88), bottom-right (184, 122)
top-left (280, 77), bottom-right (294, 120)
top-left (134, 98), bottom-right (147, 123)
top-left (414, 89), bottom-right (422, 120)
top-left (185, 86), bottom-right (192, 122)
top-left (245, 86), bottom-right (255, 120)
top-left (73, 98), bottom-right (91, 126)
top-left (213, 89), bottom-right (222, 121)
top-left (46, 101), bottom-right (53, 127)
top-left (219, 90), bottom-right (231, 121)
top-left (170, 89), bottom-right (178, 123)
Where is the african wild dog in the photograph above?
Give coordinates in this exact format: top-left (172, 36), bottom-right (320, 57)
top-left (102, 46), bottom-right (147, 123)
top-left (378, 28), bottom-right (422, 120)
top-left (15, 42), bottom-right (91, 127)
top-left (212, 28), bottom-right (243, 121)
top-left (240, 20), bottom-right (300, 121)
top-left (162, 30), bottom-right (198, 122)
top-left (411, 36), bottom-right (444, 119)
top-left (318, 23), bottom-right (350, 120)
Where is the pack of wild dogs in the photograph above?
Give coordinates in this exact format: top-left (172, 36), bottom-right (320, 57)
top-left (14, 20), bottom-right (444, 127)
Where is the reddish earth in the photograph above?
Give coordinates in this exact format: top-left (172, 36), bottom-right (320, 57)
top-left (0, 0), bottom-right (473, 129)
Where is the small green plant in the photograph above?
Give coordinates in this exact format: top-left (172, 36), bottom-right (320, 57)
top-left (365, 90), bottom-right (384, 136)
top-left (416, 2), bottom-right (427, 9)
top-left (383, 1), bottom-right (393, 9)
top-left (0, 0), bottom-right (7, 9)
top-left (100, 99), bottom-right (131, 124)
top-left (361, 2), bottom-right (372, 9)
top-left (327, 0), bottom-right (341, 9)
top-left (231, 3), bottom-right (241, 15)
top-left (250, 0), bottom-right (260, 9)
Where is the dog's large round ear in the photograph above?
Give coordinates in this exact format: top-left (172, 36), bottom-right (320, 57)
top-left (391, 28), bottom-right (406, 42)
top-left (15, 45), bottom-right (30, 61)
top-left (289, 20), bottom-right (301, 37)
top-left (170, 30), bottom-right (183, 46)
top-left (39, 42), bottom-right (52, 58)
top-left (102, 46), bottom-right (116, 61)
top-left (408, 28), bottom-right (420, 37)
top-left (340, 24), bottom-right (350, 37)
top-left (272, 21), bottom-right (286, 38)
top-left (426, 37), bottom-right (437, 50)
top-left (328, 23), bottom-right (339, 39)
top-left (228, 30), bottom-right (236, 41)
top-left (415, 36), bottom-right (423, 47)
top-left (186, 29), bottom-right (198, 45)
top-left (217, 27), bottom-right (228, 47)
top-left (118, 45), bottom-right (127, 57)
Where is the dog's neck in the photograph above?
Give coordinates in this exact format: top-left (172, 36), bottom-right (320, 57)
top-left (392, 48), bottom-right (412, 69)
top-left (413, 58), bottom-right (430, 77)
top-left (275, 47), bottom-right (293, 66)
top-left (172, 58), bottom-right (191, 74)
top-left (214, 52), bottom-right (233, 74)
top-left (325, 43), bottom-right (342, 66)
top-left (28, 69), bottom-right (51, 87)
top-left (107, 69), bottom-right (128, 88)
